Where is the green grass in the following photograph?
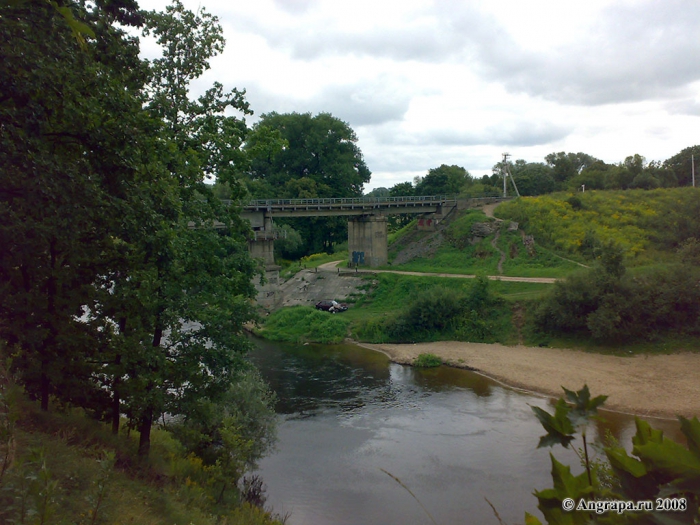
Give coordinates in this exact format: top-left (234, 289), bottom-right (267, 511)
top-left (279, 251), bottom-right (347, 279)
top-left (387, 219), bottom-right (417, 245)
top-left (2, 399), bottom-right (283, 525)
top-left (387, 226), bottom-right (580, 278)
top-left (381, 207), bottom-right (583, 278)
top-left (258, 273), bottom-right (535, 345)
top-left (495, 187), bottom-right (700, 265)
top-left (489, 280), bottom-right (551, 300)
top-left (257, 306), bottom-right (350, 344)
top-left (528, 331), bottom-right (700, 356)
top-left (414, 353), bottom-right (442, 368)
top-left (342, 273), bottom-right (518, 344)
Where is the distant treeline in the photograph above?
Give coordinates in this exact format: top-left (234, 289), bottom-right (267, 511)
top-left (367, 146), bottom-right (700, 199)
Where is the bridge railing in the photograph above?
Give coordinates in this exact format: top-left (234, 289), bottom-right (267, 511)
top-left (224, 195), bottom-right (462, 208)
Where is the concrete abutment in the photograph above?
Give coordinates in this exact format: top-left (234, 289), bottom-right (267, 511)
top-left (347, 215), bottom-right (388, 268)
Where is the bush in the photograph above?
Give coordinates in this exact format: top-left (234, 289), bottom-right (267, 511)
top-left (260, 307), bottom-right (349, 344)
top-left (413, 353), bottom-right (441, 368)
top-left (404, 286), bottom-right (465, 332)
top-left (380, 276), bottom-right (507, 343)
top-left (535, 261), bottom-right (700, 343)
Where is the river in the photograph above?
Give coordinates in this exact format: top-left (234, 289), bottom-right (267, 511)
top-left (249, 337), bottom-right (681, 525)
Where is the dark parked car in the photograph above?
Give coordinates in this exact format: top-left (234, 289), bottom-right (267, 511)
top-left (315, 300), bottom-right (348, 313)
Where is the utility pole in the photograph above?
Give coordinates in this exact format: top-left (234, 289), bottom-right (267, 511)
top-left (501, 152), bottom-right (520, 197)
top-left (693, 154), bottom-right (696, 188)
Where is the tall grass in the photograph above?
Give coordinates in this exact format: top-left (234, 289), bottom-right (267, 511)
top-left (350, 275), bottom-right (515, 344)
top-left (383, 207), bottom-right (581, 278)
top-left (258, 306), bottom-right (350, 344)
top-left (495, 188), bottom-right (700, 264)
top-left (0, 404), bottom-right (284, 525)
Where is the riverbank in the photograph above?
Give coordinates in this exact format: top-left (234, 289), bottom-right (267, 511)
top-left (355, 340), bottom-right (700, 419)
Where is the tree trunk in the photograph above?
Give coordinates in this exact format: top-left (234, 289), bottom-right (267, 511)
top-left (138, 322), bottom-right (163, 457)
top-left (111, 373), bottom-right (120, 434)
top-left (112, 318), bottom-right (126, 435)
top-left (40, 361), bottom-right (49, 411)
top-left (138, 410), bottom-right (152, 457)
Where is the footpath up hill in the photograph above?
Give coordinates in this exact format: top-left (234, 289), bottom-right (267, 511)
top-left (384, 204), bottom-right (581, 279)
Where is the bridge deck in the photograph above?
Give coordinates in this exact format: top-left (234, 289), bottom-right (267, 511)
top-left (230, 195), bottom-right (457, 217)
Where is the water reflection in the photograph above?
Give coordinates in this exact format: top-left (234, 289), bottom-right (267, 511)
top-left (249, 337), bottom-right (679, 525)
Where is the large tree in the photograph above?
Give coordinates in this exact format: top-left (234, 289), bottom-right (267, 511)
top-left (245, 112), bottom-right (371, 254)
top-left (664, 145), bottom-right (700, 187)
top-left (100, 0), bottom-right (258, 456)
top-left (545, 152), bottom-right (600, 187)
top-left (1, 0), bottom-right (268, 466)
top-left (246, 112), bottom-right (370, 197)
top-left (510, 161), bottom-right (555, 196)
top-left (0, 0), bottom-right (149, 411)
top-left (414, 164), bottom-right (472, 195)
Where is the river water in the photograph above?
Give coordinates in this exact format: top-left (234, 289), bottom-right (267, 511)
top-left (249, 338), bottom-right (680, 525)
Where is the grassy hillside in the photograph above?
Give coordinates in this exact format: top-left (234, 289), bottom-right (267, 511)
top-left (0, 370), bottom-right (284, 525)
top-left (263, 188), bottom-right (700, 350)
top-left (386, 209), bottom-right (582, 278)
top-left (495, 187), bottom-right (700, 265)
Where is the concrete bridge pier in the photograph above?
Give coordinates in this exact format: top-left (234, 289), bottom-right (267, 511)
top-left (348, 215), bottom-right (388, 267)
top-left (247, 212), bottom-right (281, 309)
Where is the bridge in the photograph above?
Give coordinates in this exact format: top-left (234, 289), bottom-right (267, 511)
top-left (239, 194), bottom-right (455, 217)
top-left (228, 194), bottom-right (510, 308)
top-left (230, 195), bottom-right (452, 269)
top-left (229, 195), bottom-right (509, 268)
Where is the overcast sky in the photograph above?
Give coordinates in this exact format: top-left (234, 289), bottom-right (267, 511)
top-left (138, 0), bottom-right (700, 191)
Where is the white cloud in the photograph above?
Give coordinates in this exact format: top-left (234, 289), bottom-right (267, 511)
top-left (138, 0), bottom-right (700, 191)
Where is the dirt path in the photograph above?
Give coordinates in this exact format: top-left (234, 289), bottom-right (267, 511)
top-left (355, 341), bottom-right (700, 419)
top-left (491, 230), bottom-right (506, 274)
top-left (482, 202), bottom-right (502, 219)
top-left (317, 260), bottom-right (557, 283)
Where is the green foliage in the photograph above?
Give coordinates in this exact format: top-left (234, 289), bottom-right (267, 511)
top-left (545, 152), bottom-right (601, 187)
top-left (365, 187), bottom-right (390, 198)
top-left (664, 145), bottom-right (700, 187)
top-left (535, 260), bottom-right (700, 343)
top-left (394, 216), bottom-right (579, 278)
top-left (529, 386), bottom-right (700, 525)
top-left (511, 161), bottom-right (556, 196)
top-left (274, 224), bottom-right (304, 260)
top-left (443, 210), bottom-right (494, 249)
top-left (354, 275), bottom-right (511, 343)
top-left (390, 182), bottom-right (415, 197)
top-left (0, 0), bottom-right (152, 412)
top-left (170, 368), bottom-right (277, 480)
top-left (0, 401), bottom-right (283, 525)
top-left (260, 307), bottom-right (350, 344)
top-left (497, 188), bottom-right (700, 262)
top-left (1, 0), bottom-right (261, 462)
top-left (678, 237), bottom-right (700, 265)
top-left (404, 286), bottom-right (466, 332)
top-left (244, 111), bottom-right (371, 255)
top-left (413, 353), bottom-right (442, 368)
top-left (414, 164), bottom-right (472, 195)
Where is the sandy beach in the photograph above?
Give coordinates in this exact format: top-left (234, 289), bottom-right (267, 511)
top-left (355, 341), bottom-right (700, 419)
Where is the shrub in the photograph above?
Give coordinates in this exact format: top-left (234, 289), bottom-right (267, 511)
top-left (413, 353), bottom-right (441, 368)
top-left (404, 286), bottom-right (465, 332)
top-left (260, 307), bottom-right (350, 344)
top-left (535, 261), bottom-right (700, 343)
